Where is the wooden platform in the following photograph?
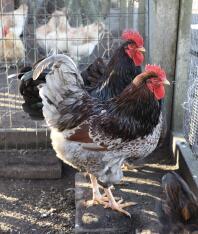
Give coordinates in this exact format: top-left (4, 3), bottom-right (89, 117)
top-left (75, 172), bottom-right (136, 234)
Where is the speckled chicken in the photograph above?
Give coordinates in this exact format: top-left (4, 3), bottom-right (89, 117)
top-left (158, 172), bottom-right (198, 234)
top-left (32, 54), bottom-right (169, 216)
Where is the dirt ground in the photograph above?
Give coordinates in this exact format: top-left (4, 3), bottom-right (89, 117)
top-left (0, 164), bottom-right (76, 234)
top-left (0, 146), bottom-right (177, 234)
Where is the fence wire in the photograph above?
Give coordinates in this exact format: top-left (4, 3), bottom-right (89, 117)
top-left (0, 0), bottom-right (148, 150)
top-left (184, 0), bottom-right (198, 157)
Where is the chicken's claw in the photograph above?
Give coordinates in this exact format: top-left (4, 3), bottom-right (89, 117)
top-left (86, 193), bottom-right (109, 207)
top-left (104, 200), bottom-right (133, 217)
top-left (103, 187), bottom-right (133, 217)
top-left (87, 193), bottom-right (121, 206)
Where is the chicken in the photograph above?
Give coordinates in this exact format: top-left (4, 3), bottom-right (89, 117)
top-left (81, 57), bottom-right (106, 88)
top-left (36, 10), bottom-right (65, 50)
top-left (0, 4), bottom-right (28, 37)
top-left (58, 17), bottom-right (105, 45)
top-left (0, 25), bottom-right (25, 63)
top-left (81, 30), bottom-right (145, 100)
top-left (45, 22), bottom-right (104, 60)
top-left (32, 54), bottom-right (169, 216)
top-left (19, 30), bottom-right (145, 120)
top-left (157, 172), bottom-right (198, 233)
top-left (36, 9), bottom-right (105, 60)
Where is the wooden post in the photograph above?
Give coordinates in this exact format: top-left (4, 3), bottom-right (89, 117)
top-left (148, 0), bottom-right (180, 140)
top-left (172, 0), bottom-right (193, 134)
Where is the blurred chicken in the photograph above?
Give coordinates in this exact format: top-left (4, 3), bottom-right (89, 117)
top-left (0, 25), bottom-right (25, 63)
top-left (36, 9), bottom-right (105, 60)
top-left (36, 10), bottom-right (65, 50)
top-left (0, 4), bottom-right (28, 37)
top-left (157, 172), bottom-right (198, 234)
top-left (58, 16), bottom-right (105, 45)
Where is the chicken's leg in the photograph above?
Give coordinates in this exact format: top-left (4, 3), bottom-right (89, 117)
top-left (89, 174), bottom-right (108, 205)
top-left (103, 187), bottom-right (133, 217)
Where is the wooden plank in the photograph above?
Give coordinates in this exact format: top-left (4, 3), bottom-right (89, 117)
top-left (0, 149), bottom-right (62, 179)
top-left (0, 129), bottom-right (51, 149)
top-left (148, 0), bottom-right (180, 140)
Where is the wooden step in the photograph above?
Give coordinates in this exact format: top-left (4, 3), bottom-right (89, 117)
top-left (75, 172), bottom-right (135, 234)
top-left (0, 150), bottom-right (62, 179)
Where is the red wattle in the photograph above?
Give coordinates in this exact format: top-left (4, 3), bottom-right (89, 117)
top-left (125, 49), bottom-right (144, 66)
top-left (154, 86), bottom-right (165, 100)
top-left (147, 83), bottom-right (165, 100)
top-left (133, 51), bottom-right (144, 66)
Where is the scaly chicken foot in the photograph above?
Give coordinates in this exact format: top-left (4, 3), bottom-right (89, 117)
top-left (89, 174), bottom-right (120, 206)
top-left (88, 174), bottom-right (109, 205)
top-left (103, 187), bottom-right (133, 217)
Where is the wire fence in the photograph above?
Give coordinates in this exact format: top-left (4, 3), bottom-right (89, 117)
top-left (0, 0), bottom-right (148, 150)
top-left (184, 0), bottom-right (198, 157)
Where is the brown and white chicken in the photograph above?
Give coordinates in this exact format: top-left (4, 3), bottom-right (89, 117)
top-left (32, 54), bottom-right (169, 217)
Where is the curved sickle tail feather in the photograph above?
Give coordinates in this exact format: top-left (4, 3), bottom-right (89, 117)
top-left (33, 54), bottom-right (79, 80)
top-left (34, 54), bottom-right (86, 130)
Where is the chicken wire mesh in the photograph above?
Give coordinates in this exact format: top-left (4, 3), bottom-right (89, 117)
top-left (0, 0), bottom-right (149, 150)
top-left (184, 0), bottom-right (198, 157)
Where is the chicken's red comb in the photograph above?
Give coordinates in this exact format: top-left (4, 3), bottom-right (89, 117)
top-left (121, 30), bottom-right (144, 47)
top-left (145, 64), bottom-right (166, 80)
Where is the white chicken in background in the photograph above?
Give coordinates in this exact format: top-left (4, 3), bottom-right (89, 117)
top-left (0, 25), bottom-right (25, 63)
top-left (36, 9), bottom-right (105, 61)
top-left (0, 4), bottom-right (28, 37)
top-left (36, 10), bottom-right (65, 50)
top-left (58, 16), bottom-right (105, 45)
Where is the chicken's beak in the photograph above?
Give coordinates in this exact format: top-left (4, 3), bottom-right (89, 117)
top-left (163, 79), bottom-right (170, 85)
top-left (137, 47), bottom-right (146, 53)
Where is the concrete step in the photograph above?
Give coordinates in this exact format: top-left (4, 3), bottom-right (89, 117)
top-left (0, 150), bottom-right (62, 179)
top-left (75, 172), bottom-right (136, 234)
